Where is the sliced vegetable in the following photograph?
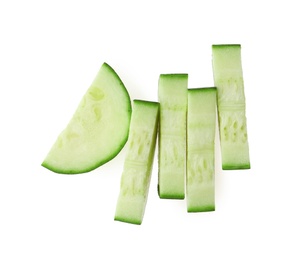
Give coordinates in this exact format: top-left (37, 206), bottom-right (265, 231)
top-left (114, 100), bottom-right (159, 225)
top-left (186, 88), bottom-right (217, 212)
top-left (212, 44), bottom-right (250, 170)
top-left (158, 74), bottom-right (188, 199)
top-left (42, 63), bottom-right (132, 174)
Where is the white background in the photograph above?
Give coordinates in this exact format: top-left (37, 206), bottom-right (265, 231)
top-left (1, 0), bottom-right (300, 259)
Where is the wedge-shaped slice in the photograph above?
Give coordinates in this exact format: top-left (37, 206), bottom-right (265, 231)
top-left (187, 88), bottom-right (217, 212)
top-left (114, 100), bottom-right (159, 225)
top-left (42, 63), bottom-right (131, 174)
top-left (212, 44), bottom-right (250, 170)
top-left (158, 74), bottom-right (188, 199)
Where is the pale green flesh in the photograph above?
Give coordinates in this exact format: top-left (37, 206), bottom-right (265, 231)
top-left (212, 45), bottom-right (250, 170)
top-left (186, 88), bottom-right (216, 212)
top-left (42, 63), bottom-right (131, 174)
top-left (158, 74), bottom-right (188, 199)
top-left (114, 100), bottom-right (159, 225)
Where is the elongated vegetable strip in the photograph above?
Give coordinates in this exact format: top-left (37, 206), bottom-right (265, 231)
top-left (186, 88), bottom-right (217, 212)
top-left (114, 100), bottom-right (159, 225)
top-left (212, 44), bottom-right (250, 170)
top-left (158, 74), bottom-right (188, 199)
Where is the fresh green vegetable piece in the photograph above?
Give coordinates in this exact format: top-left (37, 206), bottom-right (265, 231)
top-left (212, 44), bottom-right (250, 170)
top-left (114, 100), bottom-right (159, 225)
top-left (186, 88), bottom-right (217, 212)
top-left (158, 74), bottom-right (188, 199)
top-left (42, 63), bottom-right (132, 174)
